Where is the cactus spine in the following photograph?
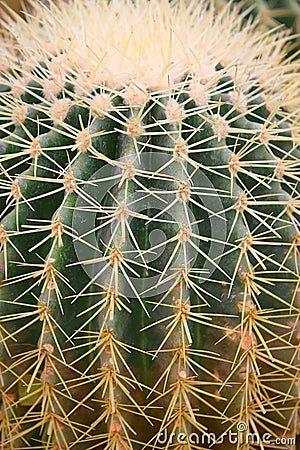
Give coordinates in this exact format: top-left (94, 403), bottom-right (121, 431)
top-left (0, 0), bottom-right (299, 449)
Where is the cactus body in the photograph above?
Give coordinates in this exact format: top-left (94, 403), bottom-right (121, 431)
top-left (0, 1), bottom-right (299, 449)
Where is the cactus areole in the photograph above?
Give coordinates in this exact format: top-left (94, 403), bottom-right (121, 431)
top-left (0, 0), bottom-right (299, 449)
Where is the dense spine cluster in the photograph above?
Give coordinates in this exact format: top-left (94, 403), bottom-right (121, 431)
top-left (0, 1), bottom-right (299, 449)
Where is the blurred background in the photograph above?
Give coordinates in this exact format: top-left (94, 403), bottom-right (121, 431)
top-left (4, 0), bottom-right (23, 12)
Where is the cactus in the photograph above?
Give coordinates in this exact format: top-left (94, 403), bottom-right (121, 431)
top-left (0, 0), bottom-right (299, 448)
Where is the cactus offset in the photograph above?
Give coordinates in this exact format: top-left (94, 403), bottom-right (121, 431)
top-left (0, 0), bottom-right (300, 449)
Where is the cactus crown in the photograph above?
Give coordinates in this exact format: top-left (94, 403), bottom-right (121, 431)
top-left (0, 0), bottom-right (297, 97)
top-left (0, 1), bottom-right (299, 449)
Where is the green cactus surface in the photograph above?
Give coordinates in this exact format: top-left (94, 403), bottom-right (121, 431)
top-left (0, 0), bottom-right (300, 449)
